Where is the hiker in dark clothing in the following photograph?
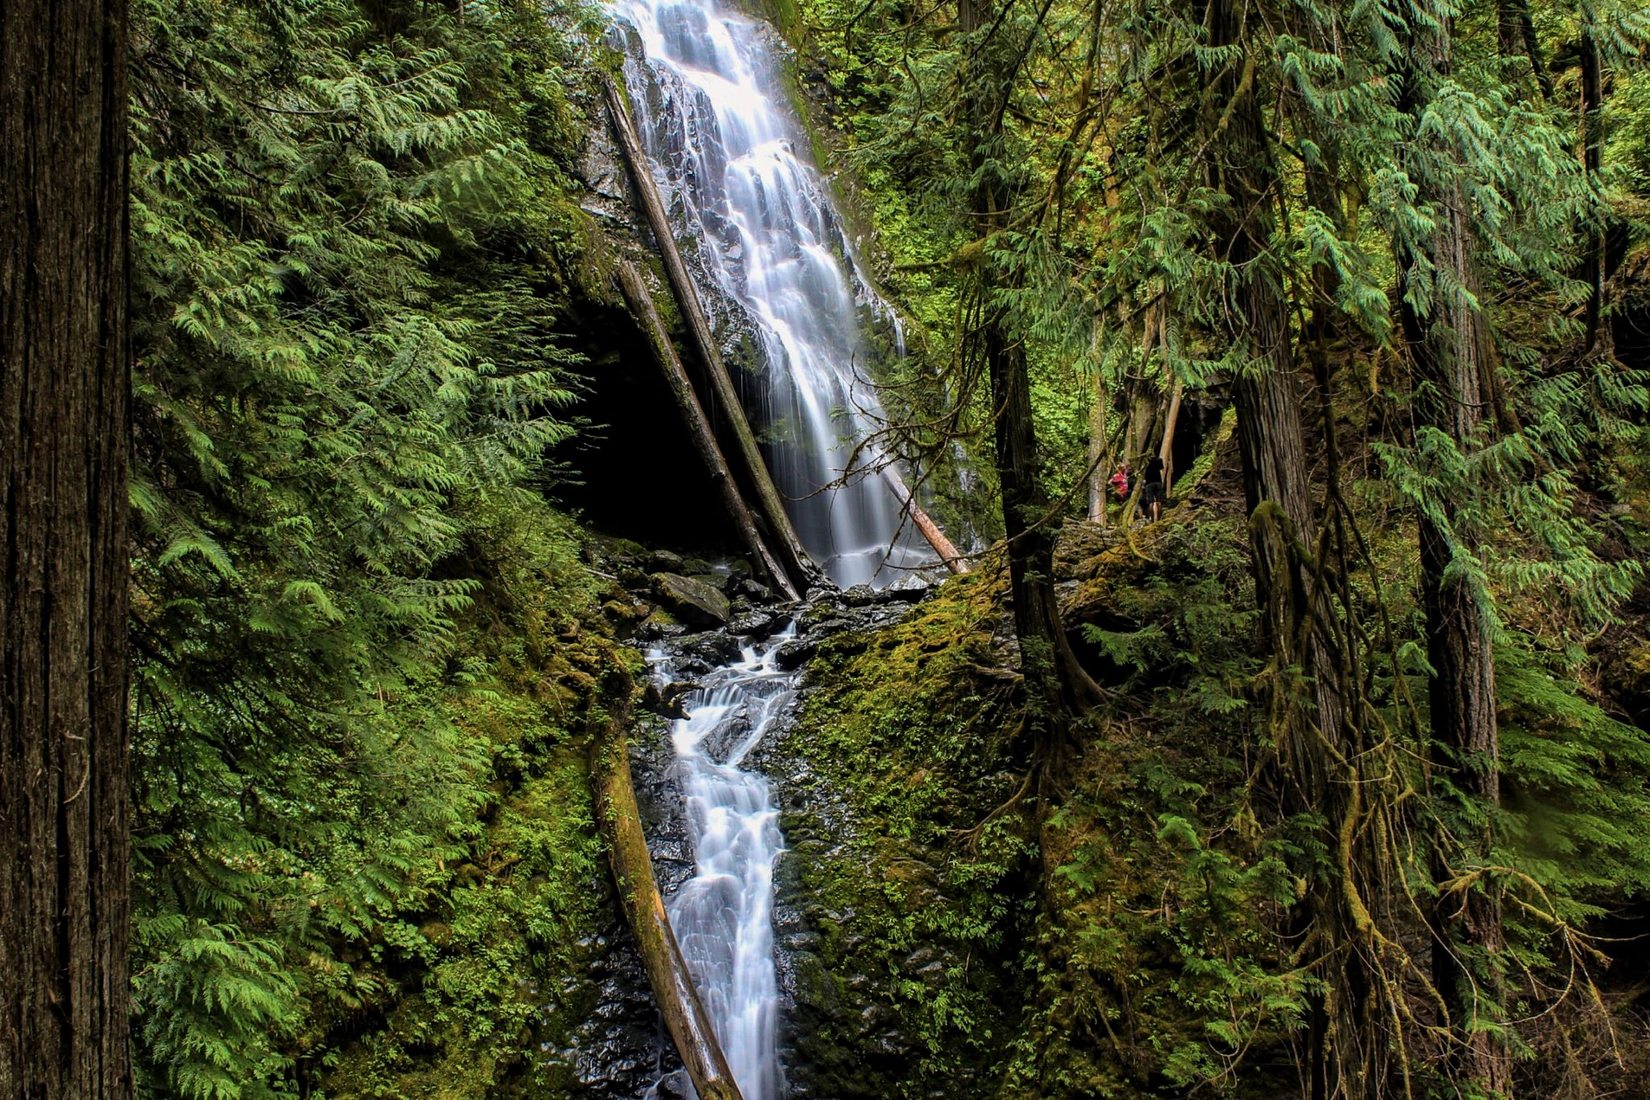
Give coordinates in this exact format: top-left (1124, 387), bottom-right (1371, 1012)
top-left (1141, 455), bottom-right (1166, 522)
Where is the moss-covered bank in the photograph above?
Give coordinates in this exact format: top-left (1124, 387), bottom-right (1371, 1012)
top-left (770, 433), bottom-right (1650, 1097)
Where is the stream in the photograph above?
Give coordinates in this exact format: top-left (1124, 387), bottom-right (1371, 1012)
top-left (644, 632), bottom-right (801, 1100)
top-left (607, 0), bottom-right (930, 1094)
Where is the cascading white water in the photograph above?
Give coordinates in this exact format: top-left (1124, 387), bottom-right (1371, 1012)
top-left (646, 633), bottom-right (800, 1100)
top-left (609, 0), bottom-right (927, 588)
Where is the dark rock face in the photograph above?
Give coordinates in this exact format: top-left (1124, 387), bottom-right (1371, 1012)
top-left (560, 873), bottom-right (677, 1099)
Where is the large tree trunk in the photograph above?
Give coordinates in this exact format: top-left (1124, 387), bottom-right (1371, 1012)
top-left (1, 0), bottom-right (133, 1095)
top-left (985, 314), bottom-right (1090, 778)
top-left (1203, 1), bottom-right (1390, 1096)
top-left (1392, 7), bottom-right (1511, 1094)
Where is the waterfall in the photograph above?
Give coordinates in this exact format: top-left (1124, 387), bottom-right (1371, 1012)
top-left (608, 0), bottom-right (933, 1094)
top-left (646, 634), bottom-right (800, 1100)
top-left (609, 0), bottom-right (928, 589)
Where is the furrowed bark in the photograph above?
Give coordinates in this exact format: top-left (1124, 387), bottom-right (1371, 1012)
top-left (1204, 0), bottom-right (1390, 1095)
top-left (1391, 4), bottom-right (1511, 1091)
top-left (615, 258), bottom-right (801, 599)
top-left (591, 701), bottom-right (745, 1100)
top-left (1, 0), bottom-right (133, 1094)
top-left (603, 75), bottom-right (817, 596)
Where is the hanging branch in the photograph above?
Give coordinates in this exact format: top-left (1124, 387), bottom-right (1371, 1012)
top-left (882, 465), bottom-right (971, 572)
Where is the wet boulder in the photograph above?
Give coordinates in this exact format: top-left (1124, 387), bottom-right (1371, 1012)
top-left (728, 606), bottom-right (790, 638)
top-left (673, 630), bottom-right (744, 667)
top-left (651, 572), bottom-right (731, 628)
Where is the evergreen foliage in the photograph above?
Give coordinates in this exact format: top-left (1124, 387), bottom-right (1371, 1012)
top-left (124, 0), bottom-right (619, 1093)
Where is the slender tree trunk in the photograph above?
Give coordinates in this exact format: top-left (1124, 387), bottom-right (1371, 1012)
top-left (1087, 317), bottom-right (1111, 525)
top-left (881, 467), bottom-right (970, 573)
top-left (1392, 7), bottom-right (1511, 1093)
top-left (1497, 0), bottom-right (1550, 95)
top-left (1, 0), bottom-right (133, 1094)
top-left (1580, 21), bottom-right (1608, 354)
top-left (1156, 378), bottom-right (1184, 490)
top-left (1403, 230), bottom-right (1510, 1100)
top-left (959, 0), bottom-right (1094, 788)
top-left (1087, 362), bottom-right (1109, 525)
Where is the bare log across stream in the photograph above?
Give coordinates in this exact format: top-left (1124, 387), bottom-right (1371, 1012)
top-left (614, 258), bottom-right (802, 601)
top-left (603, 75), bottom-right (816, 598)
top-left (591, 699), bottom-right (745, 1100)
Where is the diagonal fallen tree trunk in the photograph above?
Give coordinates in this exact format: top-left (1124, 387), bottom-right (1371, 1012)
top-left (591, 693), bottom-right (745, 1100)
top-left (603, 74), bottom-right (816, 597)
top-left (614, 258), bottom-right (802, 600)
top-left (880, 466), bottom-right (969, 574)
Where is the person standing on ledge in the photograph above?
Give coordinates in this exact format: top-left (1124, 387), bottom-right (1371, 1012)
top-left (1140, 455), bottom-right (1166, 523)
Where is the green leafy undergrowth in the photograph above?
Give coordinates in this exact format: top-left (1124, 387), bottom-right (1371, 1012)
top-left (1006, 517), bottom-right (1310, 1100)
top-left (132, 499), bottom-right (635, 1099)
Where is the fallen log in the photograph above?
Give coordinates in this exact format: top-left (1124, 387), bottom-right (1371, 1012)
top-left (615, 258), bottom-right (801, 600)
top-left (602, 74), bottom-right (816, 597)
top-left (881, 465), bottom-right (969, 574)
top-left (591, 700), bottom-right (745, 1100)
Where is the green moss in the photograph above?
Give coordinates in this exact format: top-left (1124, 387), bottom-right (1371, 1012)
top-left (306, 502), bottom-right (634, 1097)
top-left (780, 572), bottom-right (1039, 1096)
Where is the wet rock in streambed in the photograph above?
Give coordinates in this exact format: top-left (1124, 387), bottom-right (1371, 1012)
top-left (727, 605), bottom-right (792, 638)
top-left (837, 582), bottom-right (928, 608)
top-left (646, 549), bottom-right (685, 573)
top-left (640, 679), bottom-right (698, 719)
top-left (774, 635), bottom-right (820, 670)
top-left (671, 630), bottom-right (744, 667)
top-left (651, 572), bottom-right (730, 628)
top-left (635, 609), bottom-right (686, 642)
top-left (732, 576), bottom-right (775, 602)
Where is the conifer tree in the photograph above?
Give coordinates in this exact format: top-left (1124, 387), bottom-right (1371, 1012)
top-left (956, 0), bottom-right (1097, 788)
top-left (1385, 0), bottom-right (1512, 1088)
top-left (1, 0), bottom-right (133, 1094)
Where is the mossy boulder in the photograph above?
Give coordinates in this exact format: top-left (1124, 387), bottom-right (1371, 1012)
top-left (651, 572), bottom-right (731, 628)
